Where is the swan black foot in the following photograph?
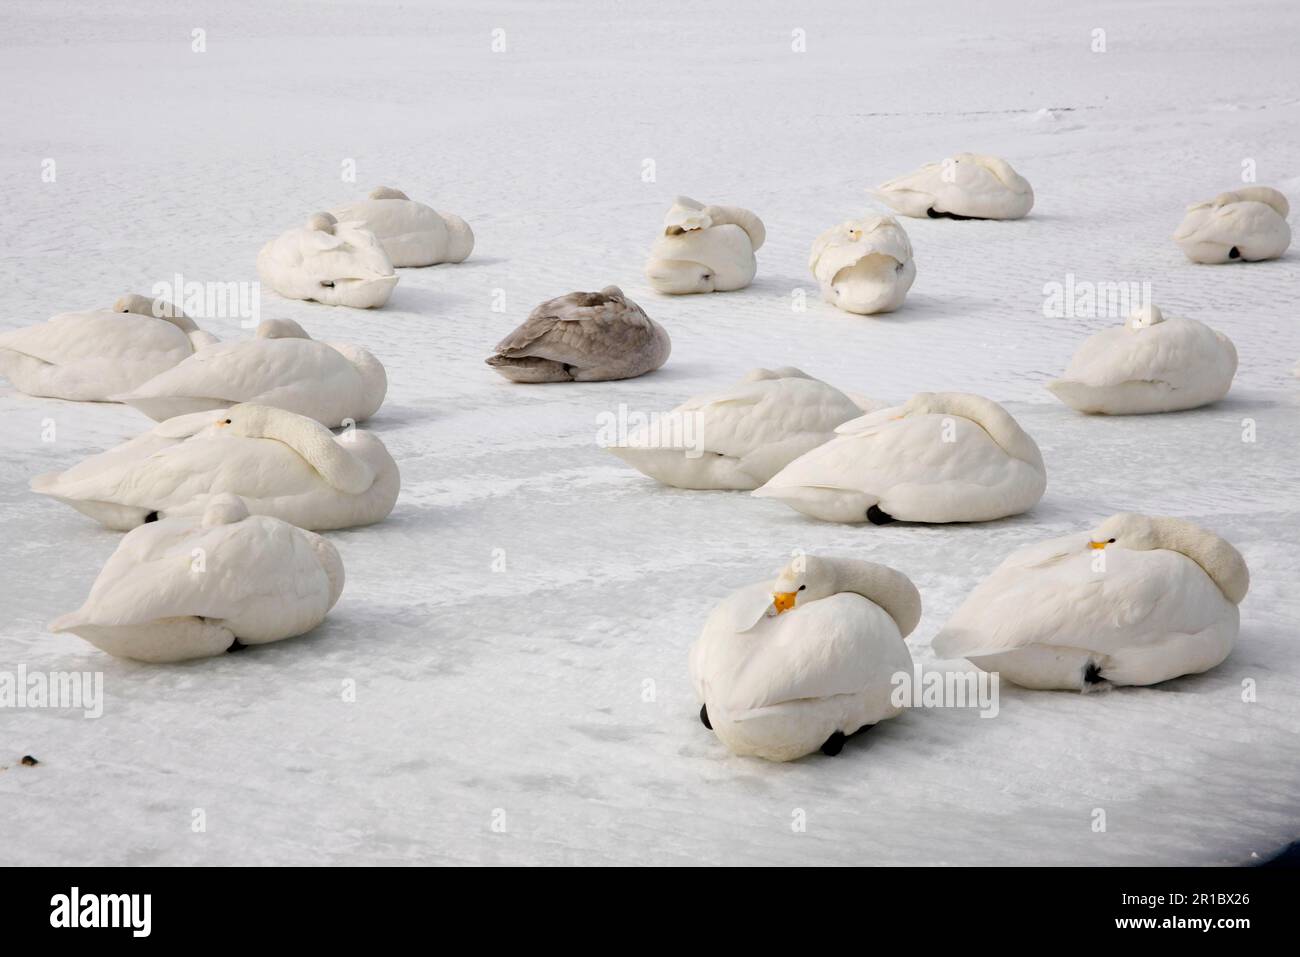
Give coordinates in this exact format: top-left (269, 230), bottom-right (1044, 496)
top-left (1228, 246), bottom-right (1241, 260)
top-left (820, 732), bottom-right (847, 756)
top-left (867, 505), bottom-right (895, 525)
top-left (144, 511), bottom-right (159, 523)
top-left (699, 703), bottom-right (712, 730)
top-left (1083, 661), bottom-right (1105, 685)
top-left (926, 207), bottom-right (980, 221)
top-left (227, 637), bottom-right (247, 653)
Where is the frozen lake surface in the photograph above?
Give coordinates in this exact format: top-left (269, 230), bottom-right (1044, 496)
top-left (1, 0), bottom-right (1297, 864)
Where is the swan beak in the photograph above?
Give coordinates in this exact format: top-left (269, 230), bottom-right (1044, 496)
top-left (215, 419), bottom-right (229, 428)
top-left (772, 591), bottom-right (797, 614)
top-left (1088, 541), bottom-right (1107, 550)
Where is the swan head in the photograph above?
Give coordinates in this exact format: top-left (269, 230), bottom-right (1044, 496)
top-left (213, 403), bottom-right (288, 439)
top-left (767, 556), bottom-right (827, 615)
top-left (256, 317), bottom-right (310, 340)
top-left (1126, 303), bottom-right (1164, 329)
top-left (307, 211), bottom-right (339, 234)
top-left (1087, 513), bottom-right (1249, 604)
top-left (200, 493), bottom-right (250, 527)
top-left (368, 186), bottom-right (409, 200)
top-left (1088, 512), bottom-right (1157, 551)
top-left (663, 196), bottom-right (711, 234)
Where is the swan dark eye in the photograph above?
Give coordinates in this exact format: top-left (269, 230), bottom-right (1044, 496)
top-left (223, 419), bottom-right (232, 424)
top-left (1108, 538), bottom-right (1116, 543)
top-left (798, 585), bottom-right (806, 591)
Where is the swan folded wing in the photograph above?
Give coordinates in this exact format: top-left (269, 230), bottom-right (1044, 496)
top-left (62, 519), bottom-right (317, 628)
top-left (932, 549), bottom-right (1205, 660)
top-left (1069, 321), bottom-right (1233, 389)
top-left (775, 414), bottom-right (1013, 492)
top-left (123, 340), bottom-right (346, 406)
top-left (0, 313), bottom-right (184, 365)
top-left (663, 378), bottom-right (857, 458)
top-left (719, 595), bottom-right (892, 718)
top-left (38, 435), bottom-right (317, 510)
top-left (30, 413), bottom-right (218, 493)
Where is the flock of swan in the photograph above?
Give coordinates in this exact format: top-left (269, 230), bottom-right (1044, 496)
top-left (0, 158), bottom-right (1291, 762)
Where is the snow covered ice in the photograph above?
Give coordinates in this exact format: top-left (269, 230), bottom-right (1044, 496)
top-left (1, 0), bottom-right (1297, 865)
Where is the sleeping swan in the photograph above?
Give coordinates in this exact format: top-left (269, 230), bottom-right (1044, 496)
top-left (754, 392), bottom-right (1046, 524)
top-left (0, 294), bottom-right (216, 401)
top-left (332, 186), bottom-right (473, 267)
top-left (932, 513), bottom-right (1249, 691)
top-left (115, 317), bottom-right (386, 427)
top-left (873, 153), bottom-right (1034, 220)
top-left (606, 367), bottom-right (872, 489)
top-left (257, 212), bottom-right (398, 308)
top-left (809, 215), bottom-right (916, 314)
top-left (50, 494), bottom-right (343, 663)
top-left (31, 404), bottom-right (400, 531)
top-left (1048, 304), bottom-right (1237, 414)
top-left (645, 196), bottom-right (765, 294)
top-left (1174, 187), bottom-right (1290, 263)
top-left (690, 555), bottom-right (920, 761)
top-left (486, 286), bottom-right (670, 382)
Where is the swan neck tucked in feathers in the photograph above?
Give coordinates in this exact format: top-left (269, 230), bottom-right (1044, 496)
top-left (262, 415), bottom-right (374, 494)
top-left (1146, 517), bottom-right (1250, 604)
top-left (917, 393), bottom-right (1043, 468)
top-left (812, 557), bottom-right (921, 637)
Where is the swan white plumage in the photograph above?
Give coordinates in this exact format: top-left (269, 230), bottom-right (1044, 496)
top-left (606, 368), bottom-right (872, 489)
top-left (754, 392), bottom-right (1046, 524)
top-left (689, 555), bottom-right (920, 761)
top-left (1174, 187), bottom-right (1291, 263)
top-left (114, 317), bottom-right (386, 427)
top-left (809, 215), bottom-right (916, 314)
top-left (331, 186), bottom-right (473, 267)
top-left (645, 196), bottom-right (765, 294)
top-left (49, 494), bottom-right (344, 663)
top-left (31, 404), bottom-right (400, 531)
top-left (0, 295), bottom-right (217, 401)
top-left (873, 153), bottom-right (1034, 220)
top-left (1048, 304), bottom-right (1237, 414)
top-left (257, 212), bottom-right (398, 307)
top-left (932, 513), bottom-right (1249, 691)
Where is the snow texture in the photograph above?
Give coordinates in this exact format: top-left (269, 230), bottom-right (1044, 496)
top-left (0, 0), bottom-right (1297, 865)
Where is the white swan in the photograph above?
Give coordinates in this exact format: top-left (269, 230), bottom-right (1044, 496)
top-left (873, 153), bottom-right (1034, 220)
top-left (809, 215), bottom-right (916, 314)
top-left (257, 212), bottom-right (398, 308)
top-left (689, 555), bottom-right (920, 761)
top-left (1174, 187), bottom-right (1291, 263)
top-left (0, 294), bottom-right (216, 401)
top-left (332, 186), bottom-right (473, 267)
top-left (645, 196), bottom-right (765, 294)
top-left (50, 494), bottom-right (343, 663)
top-left (31, 404), bottom-right (400, 531)
top-left (1048, 304), bottom-right (1237, 414)
top-left (486, 286), bottom-right (670, 382)
top-left (932, 513), bottom-right (1249, 691)
top-left (754, 392), bottom-right (1046, 524)
top-left (114, 317), bottom-right (386, 427)
top-left (607, 368), bottom-right (872, 489)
